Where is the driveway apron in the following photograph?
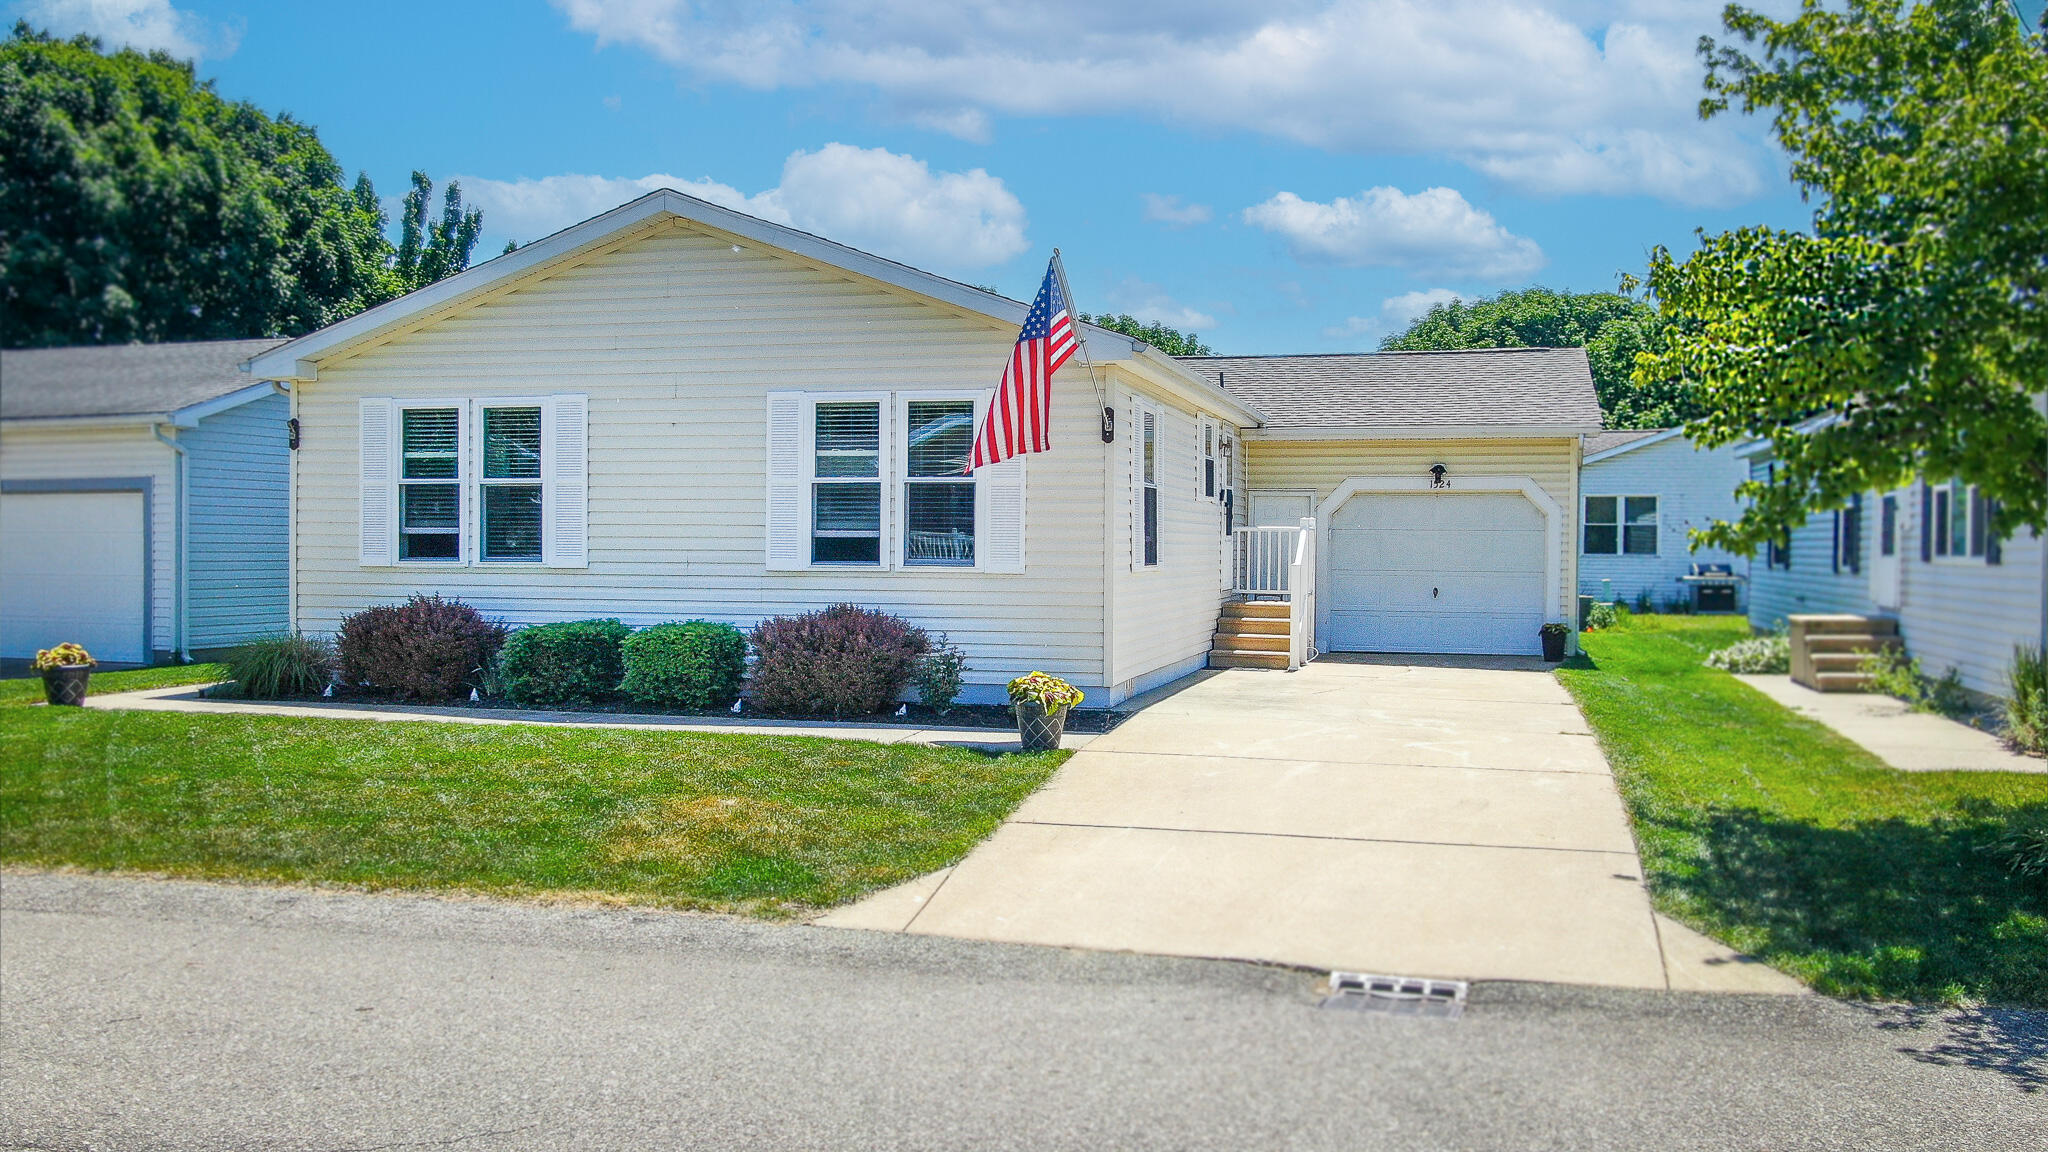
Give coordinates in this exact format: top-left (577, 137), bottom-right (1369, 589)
top-left (822, 656), bottom-right (1671, 989)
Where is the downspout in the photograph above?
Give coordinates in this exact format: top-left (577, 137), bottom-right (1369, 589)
top-left (274, 381), bottom-right (297, 637)
top-left (152, 424), bottom-right (189, 662)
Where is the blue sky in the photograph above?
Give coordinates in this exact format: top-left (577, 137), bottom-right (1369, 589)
top-left (13, 0), bottom-right (1820, 353)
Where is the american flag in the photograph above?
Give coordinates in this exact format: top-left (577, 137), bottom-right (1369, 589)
top-left (968, 258), bottom-right (1076, 471)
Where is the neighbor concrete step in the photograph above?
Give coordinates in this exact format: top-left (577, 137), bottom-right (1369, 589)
top-left (1208, 651), bottom-right (1291, 670)
top-left (1813, 671), bottom-right (1875, 692)
top-left (1221, 601), bottom-right (1292, 621)
top-left (1213, 632), bottom-right (1290, 653)
top-left (1215, 617), bottom-right (1291, 638)
top-left (1806, 634), bottom-right (1903, 654)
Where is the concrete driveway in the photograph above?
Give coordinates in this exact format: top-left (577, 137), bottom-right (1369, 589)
top-left (825, 655), bottom-right (1798, 992)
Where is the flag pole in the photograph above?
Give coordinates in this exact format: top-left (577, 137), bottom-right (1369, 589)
top-left (1050, 247), bottom-right (1113, 444)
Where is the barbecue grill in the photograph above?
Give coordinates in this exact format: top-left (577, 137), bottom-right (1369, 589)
top-left (1676, 562), bottom-right (1743, 613)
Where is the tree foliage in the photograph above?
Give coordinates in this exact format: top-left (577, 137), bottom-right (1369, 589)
top-left (1637, 0), bottom-right (2048, 554)
top-left (0, 25), bottom-right (483, 348)
top-left (1377, 286), bottom-right (1694, 428)
top-left (1079, 312), bottom-right (1212, 356)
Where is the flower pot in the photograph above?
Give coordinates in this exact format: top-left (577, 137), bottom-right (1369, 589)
top-left (1014, 700), bottom-right (1070, 752)
top-left (1540, 629), bottom-right (1568, 663)
top-left (41, 664), bottom-right (91, 706)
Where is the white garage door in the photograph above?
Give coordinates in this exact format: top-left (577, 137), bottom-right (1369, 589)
top-left (1, 491), bottom-right (148, 664)
top-left (1325, 492), bottom-right (1546, 656)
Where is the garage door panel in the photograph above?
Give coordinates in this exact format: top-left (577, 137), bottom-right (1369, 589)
top-left (1323, 492), bottom-right (1546, 657)
top-left (1, 492), bottom-right (147, 663)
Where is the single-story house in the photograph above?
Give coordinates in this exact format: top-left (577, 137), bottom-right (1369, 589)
top-left (244, 189), bottom-right (1601, 704)
top-left (1739, 438), bottom-right (2045, 699)
top-left (0, 340), bottom-right (291, 666)
top-left (1577, 428), bottom-right (1750, 611)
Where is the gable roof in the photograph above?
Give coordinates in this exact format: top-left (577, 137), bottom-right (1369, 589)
top-left (1581, 427), bottom-right (1674, 461)
top-left (1, 339), bottom-right (286, 422)
top-left (1179, 347), bottom-right (1602, 438)
top-left (243, 188), bottom-right (1260, 426)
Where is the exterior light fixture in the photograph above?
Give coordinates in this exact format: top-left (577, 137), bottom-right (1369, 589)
top-left (287, 417), bottom-right (300, 450)
top-left (1429, 463), bottom-right (1449, 489)
top-left (1101, 406), bottom-right (1115, 443)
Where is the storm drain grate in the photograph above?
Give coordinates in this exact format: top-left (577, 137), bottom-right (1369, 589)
top-left (1320, 971), bottom-right (1468, 1019)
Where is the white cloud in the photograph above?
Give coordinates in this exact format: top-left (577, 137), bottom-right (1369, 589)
top-left (1099, 277), bottom-right (1218, 333)
top-left (1320, 289), bottom-right (1461, 342)
top-left (460, 144), bottom-right (1028, 271)
top-left (1245, 187), bottom-right (1544, 280)
top-left (552, 0), bottom-right (1772, 206)
top-left (1141, 194), bottom-right (1212, 228)
top-left (19, 0), bottom-right (235, 58)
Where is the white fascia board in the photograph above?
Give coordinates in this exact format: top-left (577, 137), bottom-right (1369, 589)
top-left (247, 186), bottom-right (1145, 381)
top-left (1242, 423), bottom-right (1595, 442)
top-left (167, 381), bottom-right (280, 427)
top-left (0, 413), bottom-right (168, 431)
top-left (1120, 345), bottom-right (1265, 426)
top-left (1581, 427), bottom-right (1688, 466)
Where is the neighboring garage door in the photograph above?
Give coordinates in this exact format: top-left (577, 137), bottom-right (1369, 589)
top-left (1325, 492), bottom-right (1546, 656)
top-left (0, 491), bottom-right (148, 664)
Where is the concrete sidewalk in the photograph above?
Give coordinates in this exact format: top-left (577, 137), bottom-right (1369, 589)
top-left (77, 684), bottom-right (1096, 752)
top-left (1737, 674), bottom-right (2045, 774)
top-left (823, 658), bottom-right (1802, 994)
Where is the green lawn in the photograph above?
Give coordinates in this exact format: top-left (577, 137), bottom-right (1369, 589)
top-left (1559, 615), bottom-right (2048, 1005)
top-left (0, 705), bottom-right (1064, 916)
top-left (0, 663), bottom-right (228, 707)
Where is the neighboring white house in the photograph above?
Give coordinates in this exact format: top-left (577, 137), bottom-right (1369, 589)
top-left (1576, 428), bottom-right (1750, 611)
top-left (0, 340), bottom-right (291, 666)
top-left (245, 190), bottom-right (1602, 704)
top-left (1739, 438), bottom-right (2045, 699)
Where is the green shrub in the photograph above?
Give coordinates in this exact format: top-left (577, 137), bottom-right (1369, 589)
top-left (747, 604), bottom-right (928, 716)
top-left (225, 633), bottom-right (334, 699)
top-left (2006, 645), bottom-right (2048, 755)
top-left (1705, 634), bottom-right (1790, 674)
top-left (1585, 601), bottom-right (1624, 631)
top-left (1862, 647), bottom-right (1971, 718)
top-left (620, 621), bottom-right (748, 709)
top-left (337, 595), bottom-right (506, 703)
top-left (911, 633), bottom-right (967, 713)
top-left (499, 619), bottom-right (631, 708)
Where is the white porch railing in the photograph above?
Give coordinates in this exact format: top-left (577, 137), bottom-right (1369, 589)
top-left (1232, 519), bottom-right (1317, 670)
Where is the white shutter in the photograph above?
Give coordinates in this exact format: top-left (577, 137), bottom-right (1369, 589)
top-left (359, 398), bottom-right (395, 566)
top-left (543, 395), bottom-right (589, 568)
top-left (981, 459), bottom-right (1026, 573)
top-left (765, 392), bottom-right (807, 570)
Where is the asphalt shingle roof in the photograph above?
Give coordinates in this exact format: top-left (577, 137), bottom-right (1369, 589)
top-left (0, 339), bottom-right (285, 421)
top-left (1582, 428), bottom-right (1669, 457)
top-left (1177, 347), bottom-right (1602, 431)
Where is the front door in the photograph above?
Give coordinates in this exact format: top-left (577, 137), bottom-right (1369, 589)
top-left (1870, 492), bottom-right (1903, 610)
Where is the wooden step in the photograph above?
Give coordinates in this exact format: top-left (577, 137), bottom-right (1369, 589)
top-left (1209, 651), bottom-right (1290, 670)
top-left (1216, 616), bottom-right (1291, 638)
top-left (1220, 600), bottom-right (1291, 621)
top-left (1813, 671), bottom-right (1875, 692)
top-left (1213, 632), bottom-right (1290, 653)
top-left (1811, 651), bottom-right (1888, 674)
top-left (1806, 634), bottom-right (1902, 655)
top-left (1790, 614), bottom-right (1898, 636)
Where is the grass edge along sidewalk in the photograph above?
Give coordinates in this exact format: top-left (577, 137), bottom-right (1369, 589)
top-left (1558, 615), bottom-right (2048, 1007)
top-left (0, 696), bottom-right (1066, 917)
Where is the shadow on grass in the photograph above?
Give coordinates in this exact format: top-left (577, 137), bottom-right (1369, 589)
top-left (1863, 1003), bottom-right (2048, 1093)
top-left (1657, 805), bottom-right (2048, 1008)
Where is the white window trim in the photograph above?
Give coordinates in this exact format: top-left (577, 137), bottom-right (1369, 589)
top-left (380, 396), bottom-right (568, 569)
top-left (1932, 479), bottom-right (1987, 564)
top-left (1582, 494), bottom-right (1659, 556)
top-left (790, 389), bottom-right (1006, 574)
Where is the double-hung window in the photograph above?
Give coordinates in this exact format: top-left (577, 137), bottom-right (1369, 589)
top-left (903, 400), bottom-right (976, 566)
top-left (1200, 417), bottom-right (1217, 500)
top-left (811, 401), bottom-right (884, 565)
top-left (1933, 479), bottom-right (1989, 560)
top-left (1582, 496), bottom-right (1658, 555)
top-left (1140, 407), bottom-right (1159, 566)
top-left (364, 395), bottom-right (586, 568)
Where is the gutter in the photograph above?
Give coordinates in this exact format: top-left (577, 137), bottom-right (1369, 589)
top-left (1239, 423), bottom-right (1598, 442)
top-left (151, 424), bottom-right (189, 662)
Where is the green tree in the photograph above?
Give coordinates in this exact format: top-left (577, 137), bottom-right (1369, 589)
top-left (1378, 287), bottom-right (1692, 428)
top-left (1637, 0), bottom-right (2048, 554)
top-left (392, 171), bottom-right (483, 291)
top-left (1078, 312), bottom-right (1212, 356)
top-left (0, 25), bottom-right (483, 348)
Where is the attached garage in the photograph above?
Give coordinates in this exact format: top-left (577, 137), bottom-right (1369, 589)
top-left (1325, 490), bottom-right (1548, 655)
top-left (0, 489), bottom-right (151, 664)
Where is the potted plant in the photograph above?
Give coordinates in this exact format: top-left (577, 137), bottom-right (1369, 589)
top-left (1539, 622), bottom-right (1571, 663)
top-left (32, 642), bottom-right (96, 705)
top-left (1008, 671), bottom-right (1084, 752)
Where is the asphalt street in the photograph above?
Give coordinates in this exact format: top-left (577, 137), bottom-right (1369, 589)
top-left (2, 872), bottom-right (2043, 1150)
